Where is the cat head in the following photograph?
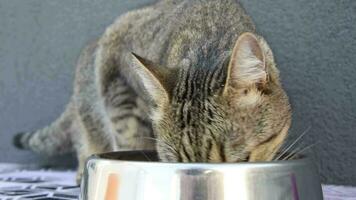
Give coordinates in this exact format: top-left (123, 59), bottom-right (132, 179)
top-left (131, 32), bottom-right (291, 162)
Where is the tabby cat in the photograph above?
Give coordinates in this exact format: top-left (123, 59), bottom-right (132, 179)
top-left (14, 0), bottom-right (291, 181)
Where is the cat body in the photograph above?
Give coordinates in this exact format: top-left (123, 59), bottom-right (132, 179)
top-left (14, 0), bottom-right (291, 180)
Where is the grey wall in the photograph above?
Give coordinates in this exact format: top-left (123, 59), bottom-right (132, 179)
top-left (0, 0), bottom-right (355, 185)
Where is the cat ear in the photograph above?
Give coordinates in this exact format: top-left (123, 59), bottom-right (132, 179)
top-left (131, 53), bottom-right (172, 106)
top-left (224, 32), bottom-right (267, 93)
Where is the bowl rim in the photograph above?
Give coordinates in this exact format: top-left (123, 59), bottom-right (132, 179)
top-left (87, 150), bottom-right (310, 167)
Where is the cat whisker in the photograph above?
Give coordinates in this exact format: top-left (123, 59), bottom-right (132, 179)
top-left (274, 126), bottom-right (311, 161)
top-left (138, 136), bottom-right (178, 154)
top-left (139, 136), bottom-right (161, 143)
top-left (284, 142), bottom-right (320, 160)
top-left (282, 145), bottom-right (303, 161)
top-left (138, 150), bottom-right (152, 161)
top-left (281, 137), bottom-right (308, 161)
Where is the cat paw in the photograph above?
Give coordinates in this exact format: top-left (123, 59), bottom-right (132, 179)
top-left (76, 171), bottom-right (83, 185)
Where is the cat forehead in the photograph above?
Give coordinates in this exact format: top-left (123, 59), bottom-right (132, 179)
top-left (170, 96), bottom-right (226, 128)
top-left (172, 66), bottom-right (227, 101)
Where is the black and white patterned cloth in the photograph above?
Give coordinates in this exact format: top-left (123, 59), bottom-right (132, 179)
top-left (0, 164), bottom-right (79, 200)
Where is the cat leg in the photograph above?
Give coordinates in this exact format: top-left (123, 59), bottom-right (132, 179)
top-left (73, 99), bottom-right (118, 183)
top-left (72, 40), bottom-right (118, 183)
top-left (105, 79), bottom-right (155, 151)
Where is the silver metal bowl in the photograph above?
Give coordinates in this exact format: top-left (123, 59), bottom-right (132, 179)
top-left (80, 150), bottom-right (323, 200)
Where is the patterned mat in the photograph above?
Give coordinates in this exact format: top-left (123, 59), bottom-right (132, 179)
top-left (0, 164), bottom-right (79, 200)
top-left (323, 185), bottom-right (356, 200)
top-left (0, 164), bottom-right (355, 199)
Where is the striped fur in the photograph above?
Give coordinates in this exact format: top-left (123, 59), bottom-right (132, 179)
top-left (14, 0), bottom-right (291, 182)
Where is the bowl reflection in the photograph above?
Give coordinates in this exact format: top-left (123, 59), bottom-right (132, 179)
top-left (80, 150), bottom-right (322, 200)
